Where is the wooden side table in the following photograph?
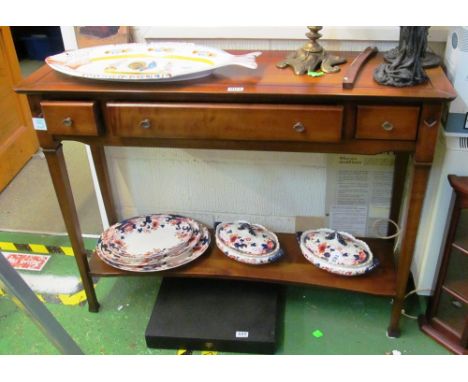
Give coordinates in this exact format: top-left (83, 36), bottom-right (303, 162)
top-left (15, 50), bottom-right (456, 337)
top-left (420, 175), bottom-right (468, 354)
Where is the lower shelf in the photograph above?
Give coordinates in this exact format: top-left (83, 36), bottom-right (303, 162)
top-left (89, 232), bottom-right (397, 297)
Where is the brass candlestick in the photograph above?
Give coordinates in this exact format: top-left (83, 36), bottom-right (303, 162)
top-left (277, 26), bottom-right (346, 75)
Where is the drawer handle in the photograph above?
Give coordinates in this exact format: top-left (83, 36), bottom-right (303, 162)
top-left (293, 122), bottom-right (305, 133)
top-left (62, 117), bottom-right (73, 127)
top-left (139, 118), bottom-right (151, 129)
top-left (382, 121), bottom-right (394, 131)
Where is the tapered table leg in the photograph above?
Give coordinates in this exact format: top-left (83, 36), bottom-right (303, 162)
top-left (43, 144), bottom-right (100, 312)
top-left (89, 144), bottom-right (118, 226)
top-left (388, 162), bottom-right (431, 337)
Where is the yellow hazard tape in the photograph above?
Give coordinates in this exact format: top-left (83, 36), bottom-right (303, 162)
top-left (0, 242), bottom-right (17, 251)
top-left (2, 287), bottom-right (92, 306)
top-left (28, 244), bottom-right (49, 254)
top-left (201, 351), bottom-right (218, 355)
top-left (0, 241), bottom-right (78, 256)
top-left (177, 349), bottom-right (192, 355)
top-left (58, 289), bottom-right (88, 306)
top-left (61, 246), bottom-right (75, 256)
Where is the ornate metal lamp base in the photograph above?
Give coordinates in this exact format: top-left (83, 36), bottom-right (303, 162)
top-left (374, 26), bottom-right (435, 87)
top-left (276, 26), bottom-right (346, 75)
top-left (384, 46), bottom-right (441, 68)
top-left (277, 49), bottom-right (347, 75)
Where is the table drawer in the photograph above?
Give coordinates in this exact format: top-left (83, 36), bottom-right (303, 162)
top-left (355, 105), bottom-right (420, 140)
top-left (106, 103), bottom-right (344, 142)
top-left (41, 101), bottom-right (99, 136)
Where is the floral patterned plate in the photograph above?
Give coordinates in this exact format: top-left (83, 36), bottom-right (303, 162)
top-left (99, 221), bottom-right (203, 265)
top-left (298, 229), bottom-right (379, 276)
top-left (98, 214), bottom-right (199, 263)
top-left (96, 224), bottom-right (211, 272)
top-left (46, 42), bottom-right (261, 82)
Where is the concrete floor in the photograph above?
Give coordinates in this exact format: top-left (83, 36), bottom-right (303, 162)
top-left (0, 141), bottom-right (102, 235)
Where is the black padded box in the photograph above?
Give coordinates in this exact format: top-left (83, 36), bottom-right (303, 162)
top-left (145, 278), bottom-right (282, 354)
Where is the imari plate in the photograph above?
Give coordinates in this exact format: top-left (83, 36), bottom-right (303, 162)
top-left (298, 229), bottom-right (379, 276)
top-left (215, 221), bottom-right (283, 265)
top-left (98, 214), bottom-right (195, 262)
top-left (100, 219), bottom-right (203, 266)
top-left (96, 224), bottom-right (211, 273)
top-left (45, 42), bottom-right (262, 82)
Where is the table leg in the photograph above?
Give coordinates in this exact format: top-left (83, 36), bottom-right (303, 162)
top-left (43, 144), bottom-right (100, 312)
top-left (89, 144), bottom-right (118, 225)
top-left (388, 161), bottom-right (431, 337)
top-left (388, 153), bottom-right (409, 236)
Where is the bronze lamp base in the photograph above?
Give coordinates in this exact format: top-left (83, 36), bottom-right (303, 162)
top-left (276, 26), bottom-right (346, 75)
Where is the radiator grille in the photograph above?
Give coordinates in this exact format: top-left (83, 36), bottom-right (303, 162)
top-left (458, 137), bottom-right (468, 149)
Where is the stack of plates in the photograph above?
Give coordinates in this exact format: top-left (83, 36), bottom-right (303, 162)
top-left (298, 229), bottom-right (379, 276)
top-left (215, 221), bottom-right (283, 265)
top-left (96, 214), bottom-right (210, 272)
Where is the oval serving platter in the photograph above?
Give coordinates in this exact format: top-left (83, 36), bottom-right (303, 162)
top-left (97, 224), bottom-right (211, 272)
top-left (98, 214), bottom-right (196, 262)
top-left (45, 42), bottom-right (262, 82)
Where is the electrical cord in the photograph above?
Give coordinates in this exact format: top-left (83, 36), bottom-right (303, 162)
top-left (401, 288), bottom-right (434, 319)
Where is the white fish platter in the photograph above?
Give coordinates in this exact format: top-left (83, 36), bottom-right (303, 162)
top-left (46, 42), bottom-right (262, 82)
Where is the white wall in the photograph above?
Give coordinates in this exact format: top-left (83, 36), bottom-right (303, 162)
top-left (107, 148), bottom-right (328, 232)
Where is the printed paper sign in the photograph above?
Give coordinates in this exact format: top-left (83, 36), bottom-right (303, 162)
top-left (329, 205), bottom-right (368, 237)
top-left (326, 154), bottom-right (394, 237)
top-left (2, 252), bottom-right (51, 271)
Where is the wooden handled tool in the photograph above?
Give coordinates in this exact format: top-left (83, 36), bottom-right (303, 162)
top-left (342, 47), bottom-right (378, 89)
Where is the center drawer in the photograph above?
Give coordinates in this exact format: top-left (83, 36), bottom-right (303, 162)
top-left (106, 103), bottom-right (344, 142)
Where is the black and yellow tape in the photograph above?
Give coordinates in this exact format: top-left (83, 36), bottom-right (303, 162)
top-left (0, 284), bottom-right (93, 307)
top-left (0, 241), bottom-right (83, 256)
top-left (176, 349), bottom-right (218, 355)
top-left (176, 349), bottom-right (193, 355)
top-left (36, 288), bottom-right (91, 307)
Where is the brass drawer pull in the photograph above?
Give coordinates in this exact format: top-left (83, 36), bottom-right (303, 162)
top-left (382, 121), bottom-right (394, 131)
top-left (139, 118), bottom-right (151, 129)
top-left (62, 117), bottom-right (73, 127)
top-left (293, 122), bottom-right (305, 133)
